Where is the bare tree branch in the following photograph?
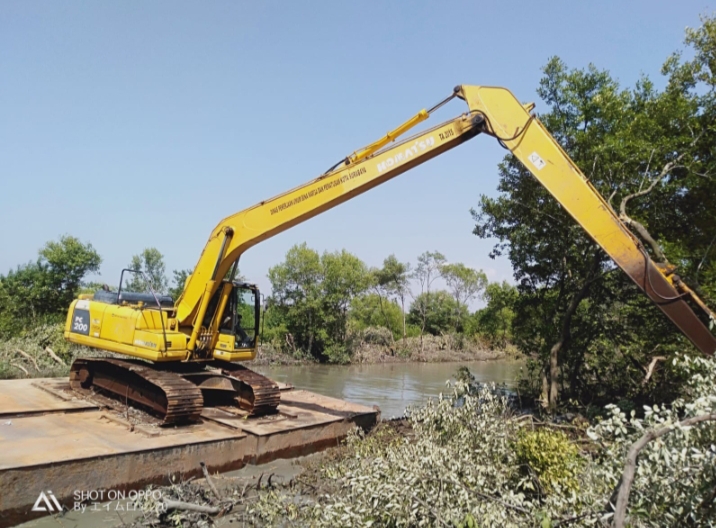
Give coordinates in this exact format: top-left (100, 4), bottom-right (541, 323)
top-left (44, 347), bottom-right (65, 366)
top-left (200, 462), bottom-right (222, 501)
top-left (16, 349), bottom-right (39, 372)
top-left (618, 133), bottom-right (704, 263)
top-left (620, 160), bottom-right (683, 218)
top-left (641, 356), bottom-right (666, 386)
top-left (611, 413), bottom-right (716, 528)
top-left (635, 150), bottom-right (656, 193)
top-left (11, 363), bottom-right (29, 376)
top-left (607, 189), bottom-right (618, 207)
top-left (696, 233), bottom-right (716, 286)
top-left (162, 499), bottom-right (220, 514)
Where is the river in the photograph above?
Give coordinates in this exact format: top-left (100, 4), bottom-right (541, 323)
top-left (256, 359), bottom-right (523, 418)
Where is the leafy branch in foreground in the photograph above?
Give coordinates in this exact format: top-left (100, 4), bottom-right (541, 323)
top-left (240, 353), bottom-right (716, 527)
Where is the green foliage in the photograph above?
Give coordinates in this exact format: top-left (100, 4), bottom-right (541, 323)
top-left (404, 323), bottom-right (423, 338)
top-left (407, 290), bottom-right (467, 335)
top-left (468, 280), bottom-right (518, 347)
top-left (125, 247), bottom-right (168, 294)
top-left (587, 353), bottom-right (716, 526)
top-left (440, 262), bottom-right (488, 329)
top-left (472, 20), bottom-right (716, 406)
top-left (246, 355), bottom-right (716, 526)
top-left (371, 254), bottom-right (411, 338)
top-left (350, 293), bottom-right (402, 338)
top-left (266, 243), bottom-right (370, 362)
top-left (168, 268), bottom-right (192, 301)
top-left (410, 251), bottom-right (445, 336)
top-left (0, 236), bottom-right (101, 338)
top-left (514, 428), bottom-right (581, 494)
top-left (0, 323), bottom-right (92, 379)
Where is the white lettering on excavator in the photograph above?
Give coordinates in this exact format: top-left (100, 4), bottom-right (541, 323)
top-left (269, 167), bottom-right (367, 215)
top-left (376, 136), bottom-right (435, 173)
top-left (72, 316), bottom-right (88, 333)
top-left (134, 339), bottom-right (157, 349)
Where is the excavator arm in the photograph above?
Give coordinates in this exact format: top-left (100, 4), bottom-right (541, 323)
top-left (175, 96), bottom-right (484, 334)
top-left (459, 85), bottom-right (716, 355)
top-left (175, 85), bottom-right (716, 356)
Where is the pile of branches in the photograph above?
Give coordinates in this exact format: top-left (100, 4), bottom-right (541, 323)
top-left (129, 355), bottom-right (716, 527)
top-left (128, 459), bottom-right (333, 528)
top-left (0, 323), bottom-right (86, 379)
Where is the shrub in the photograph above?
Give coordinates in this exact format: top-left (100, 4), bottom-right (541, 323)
top-left (514, 428), bottom-right (581, 494)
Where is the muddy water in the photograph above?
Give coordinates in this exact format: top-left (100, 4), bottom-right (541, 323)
top-left (257, 359), bottom-right (524, 418)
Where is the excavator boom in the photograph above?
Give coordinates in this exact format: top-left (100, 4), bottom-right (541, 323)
top-left (460, 85), bottom-right (716, 355)
top-left (175, 101), bottom-right (484, 330)
top-left (175, 85), bottom-right (715, 356)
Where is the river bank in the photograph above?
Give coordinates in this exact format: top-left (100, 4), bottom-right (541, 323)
top-left (253, 333), bottom-right (512, 366)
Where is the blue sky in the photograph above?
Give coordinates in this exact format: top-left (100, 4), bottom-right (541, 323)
top-left (1, 1), bottom-right (713, 302)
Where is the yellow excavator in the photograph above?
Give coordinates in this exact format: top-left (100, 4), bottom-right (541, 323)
top-left (64, 85), bottom-right (716, 424)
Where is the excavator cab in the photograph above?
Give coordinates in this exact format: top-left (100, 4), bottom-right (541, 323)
top-left (214, 282), bottom-right (261, 361)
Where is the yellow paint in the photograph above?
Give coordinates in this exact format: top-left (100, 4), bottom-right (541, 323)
top-left (65, 84), bottom-right (716, 364)
top-left (347, 109), bottom-right (429, 164)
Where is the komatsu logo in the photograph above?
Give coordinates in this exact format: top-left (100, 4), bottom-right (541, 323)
top-left (376, 136), bottom-right (435, 173)
top-left (32, 490), bottom-right (62, 512)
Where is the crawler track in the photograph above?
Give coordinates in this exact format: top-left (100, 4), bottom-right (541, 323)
top-left (211, 361), bottom-right (281, 416)
top-left (69, 358), bottom-right (280, 423)
top-left (69, 358), bottom-right (204, 425)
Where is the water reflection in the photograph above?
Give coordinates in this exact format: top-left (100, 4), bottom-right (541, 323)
top-left (256, 360), bottom-right (523, 418)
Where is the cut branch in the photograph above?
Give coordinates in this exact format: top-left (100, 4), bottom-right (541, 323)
top-left (611, 412), bottom-right (716, 528)
top-left (162, 499), bottom-right (220, 514)
top-left (11, 363), bottom-right (29, 376)
top-left (16, 349), bottom-right (39, 372)
top-left (44, 347), bottom-right (65, 366)
top-left (641, 356), bottom-right (666, 386)
top-left (200, 462), bottom-right (222, 501)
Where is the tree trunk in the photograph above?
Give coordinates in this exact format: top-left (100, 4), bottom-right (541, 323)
top-left (547, 255), bottom-right (601, 409)
top-left (377, 293), bottom-right (390, 330)
top-left (540, 367), bottom-right (550, 408)
top-left (548, 339), bottom-right (564, 408)
top-left (420, 305), bottom-right (428, 352)
top-left (401, 296), bottom-right (406, 343)
top-left (307, 312), bottom-right (314, 357)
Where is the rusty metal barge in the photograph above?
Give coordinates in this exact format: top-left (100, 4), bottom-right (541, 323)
top-left (0, 378), bottom-right (378, 527)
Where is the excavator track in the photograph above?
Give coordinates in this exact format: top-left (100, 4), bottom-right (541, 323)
top-left (69, 358), bottom-right (204, 425)
top-left (212, 362), bottom-right (280, 416)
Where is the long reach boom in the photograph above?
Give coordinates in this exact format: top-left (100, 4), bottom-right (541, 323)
top-left (176, 85), bottom-right (716, 356)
